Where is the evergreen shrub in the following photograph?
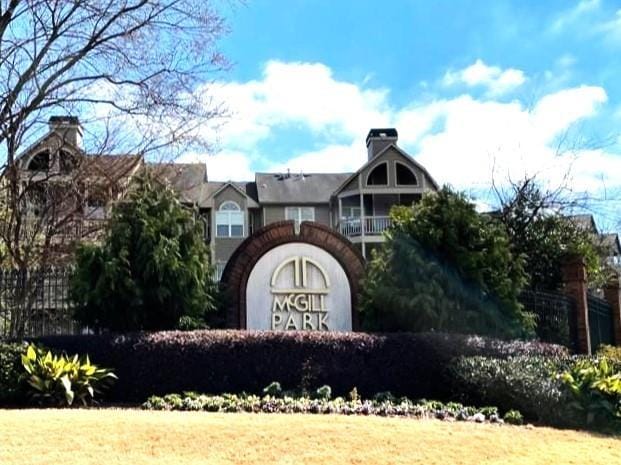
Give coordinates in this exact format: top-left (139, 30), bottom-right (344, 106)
top-left (33, 331), bottom-right (566, 403)
top-left (0, 341), bottom-right (26, 405)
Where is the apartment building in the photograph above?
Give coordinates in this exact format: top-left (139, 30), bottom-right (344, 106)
top-left (13, 118), bottom-right (439, 273)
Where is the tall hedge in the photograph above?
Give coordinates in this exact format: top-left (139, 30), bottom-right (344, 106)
top-left (33, 331), bottom-right (566, 403)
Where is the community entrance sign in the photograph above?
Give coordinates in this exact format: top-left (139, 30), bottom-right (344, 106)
top-left (220, 221), bottom-right (364, 331)
top-left (246, 243), bottom-right (352, 331)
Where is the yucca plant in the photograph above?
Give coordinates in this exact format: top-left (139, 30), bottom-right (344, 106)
top-left (21, 344), bottom-right (117, 406)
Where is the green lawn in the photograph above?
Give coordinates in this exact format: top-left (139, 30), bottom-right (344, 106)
top-left (1, 409), bottom-right (619, 465)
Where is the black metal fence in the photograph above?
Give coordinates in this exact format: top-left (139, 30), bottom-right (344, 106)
top-left (0, 268), bottom-right (80, 338)
top-left (587, 293), bottom-right (615, 351)
top-left (519, 290), bottom-right (577, 350)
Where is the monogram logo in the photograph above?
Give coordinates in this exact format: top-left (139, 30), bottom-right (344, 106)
top-left (270, 256), bottom-right (330, 330)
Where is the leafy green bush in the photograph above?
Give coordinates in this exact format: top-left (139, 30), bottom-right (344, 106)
top-left (496, 180), bottom-right (608, 290)
top-left (0, 342), bottom-right (27, 405)
top-left (503, 410), bottom-right (524, 425)
top-left (448, 355), bottom-right (574, 425)
top-left (21, 344), bottom-right (117, 406)
top-left (559, 357), bottom-right (621, 430)
top-left (361, 187), bottom-right (534, 337)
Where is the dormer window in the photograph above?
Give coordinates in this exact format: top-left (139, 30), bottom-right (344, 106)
top-left (27, 151), bottom-right (50, 171)
top-left (396, 162), bottom-right (418, 186)
top-left (216, 201), bottom-right (244, 237)
top-left (367, 162), bottom-right (388, 186)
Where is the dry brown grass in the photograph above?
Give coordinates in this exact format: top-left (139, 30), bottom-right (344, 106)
top-left (1, 409), bottom-right (620, 465)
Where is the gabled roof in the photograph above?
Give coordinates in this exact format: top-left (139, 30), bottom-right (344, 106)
top-left (255, 172), bottom-right (352, 204)
top-left (206, 180), bottom-right (259, 208)
top-left (333, 143), bottom-right (439, 196)
top-left (15, 131), bottom-right (83, 166)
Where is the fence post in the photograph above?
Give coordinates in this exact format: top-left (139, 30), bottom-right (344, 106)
top-left (603, 273), bottom-right (621, 347)
top-left (561, 256), bottom-right (591, 354)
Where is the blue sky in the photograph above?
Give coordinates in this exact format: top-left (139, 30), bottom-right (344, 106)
top-left (179, 0), bottom-right (621, 229)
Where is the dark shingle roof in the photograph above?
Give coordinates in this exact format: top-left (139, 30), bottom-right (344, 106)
top-left (84, 154), bottom-right (142, 180)
top-left (255, 172), bottom-right (352, 204)
top-left (145, 162), bottom-right (207, 206)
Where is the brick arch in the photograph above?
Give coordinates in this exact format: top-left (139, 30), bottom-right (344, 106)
top-left (220, 220), bottom-right (365, 330)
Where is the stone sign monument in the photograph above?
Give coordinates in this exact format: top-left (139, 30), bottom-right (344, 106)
top-left (220, 221), bottom-right (365, 331)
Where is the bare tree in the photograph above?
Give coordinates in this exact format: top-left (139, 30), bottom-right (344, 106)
top-left (0, 0), bottom-right (230, 336)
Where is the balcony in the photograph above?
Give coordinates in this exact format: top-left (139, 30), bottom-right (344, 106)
top-left (338, 216), bottom-right (391, 237)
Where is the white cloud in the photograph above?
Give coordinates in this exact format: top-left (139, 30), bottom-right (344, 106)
top-left (411, 87), bottom-right (610, 193)
top-left (267, 143), bottom-right (365, 174)
top-left (597, 8), bottom-right (621, 43)
top-left (199, 60), bottom-right (391, 152)
top-left (550, 0), bottom-right (601, 33)
top-left (188, 60), bottom-right (619, 204)
top-left (177, 149), bottom-right (254, 182)
top-left (442, 59), bottom-right (526, 96)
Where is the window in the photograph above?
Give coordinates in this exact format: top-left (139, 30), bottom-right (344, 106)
top-left (285, 206), bottom-right (315, 226)
top-left (216, 201), bottom-right (244, 237)
top-left (367, 162), bottom-right (388, 186)
top-left (27, 151), bottom-right (50, 171)
top-left (341, 206), bottom-right (361, 219)
top-left (396, 162), bottom-right (418, 185)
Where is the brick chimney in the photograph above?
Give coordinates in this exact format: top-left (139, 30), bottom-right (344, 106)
top-left (48, 116), bottom-right (83, 148)
top-left (366, 128), bottom-right (398, 160)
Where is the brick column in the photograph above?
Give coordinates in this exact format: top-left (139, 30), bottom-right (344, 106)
top-left (561, 257), bottom-right (591, 354)
top-left (603, 273), bottom-right (621, 346)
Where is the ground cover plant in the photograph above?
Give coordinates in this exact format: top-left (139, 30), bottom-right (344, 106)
top-left (142, 384), bottom-right (522, 425)
top-left (1, 410), bottom-right (620, 465)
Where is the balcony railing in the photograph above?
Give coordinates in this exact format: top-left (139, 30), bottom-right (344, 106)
top-left (338, 216), bottom-right (391, 237)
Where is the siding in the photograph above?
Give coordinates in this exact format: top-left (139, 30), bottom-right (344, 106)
top-left (263, 205), bottom-right (285, 225)
top-left (314, 205), bottom-right (330, 226)
top-left (215, 238), bottom-right (244, 262)
top-left (262, 204), bottom-right (330, 227)
top-left (214, 185), bottom-right (246, 209)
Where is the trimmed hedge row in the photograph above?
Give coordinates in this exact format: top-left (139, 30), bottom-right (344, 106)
top-left (32, 331), bottom-right (567, 403)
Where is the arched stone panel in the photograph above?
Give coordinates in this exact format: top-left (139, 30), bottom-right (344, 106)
top-left (220, 221), bottom-right (365, 330)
